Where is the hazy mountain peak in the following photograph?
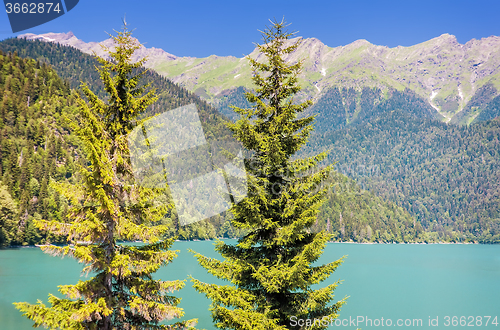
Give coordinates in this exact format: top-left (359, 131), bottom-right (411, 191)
top-left (294, 37), bottom-right (329, 57)
top-left (18, 31), bottom-right (179, 64)
top-left (405, 33), bottom-right (460, 51)
top-left (19, 31), bottom-right (76, 43)
top-left (299, 37), bottom-right (324, 46)
top-left (435, 33), bottom-right (457, 40)
top-left (349, 39), bottom-right (372, 47)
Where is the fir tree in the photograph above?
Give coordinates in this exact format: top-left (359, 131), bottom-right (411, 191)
top-left (190, 19), bottom-right (346, 329)
top-left (14, 23), bottom-right (196, 329)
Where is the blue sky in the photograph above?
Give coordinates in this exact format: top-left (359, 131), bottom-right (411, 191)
top-left (1, 0), bottom-right (500, 57)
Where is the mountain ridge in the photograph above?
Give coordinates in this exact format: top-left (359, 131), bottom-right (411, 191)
top-left (16, 31), bottom-right (500, 123)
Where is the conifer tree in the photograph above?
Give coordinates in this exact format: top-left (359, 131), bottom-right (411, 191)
top-left (14, 23), bottom-right (196, 330)
top-left (191, 19), bottom-right (346, 329)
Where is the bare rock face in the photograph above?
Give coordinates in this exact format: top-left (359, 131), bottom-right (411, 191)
top-left (18, 31), bottom-right (500, 123)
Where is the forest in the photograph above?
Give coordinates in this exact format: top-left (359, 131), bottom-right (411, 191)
top-left (219, 85), bottom-right (500, 243)
top-left (303, 87), bottom-right (500, 243)
top-left (0, 44), bottom-right (238, 247)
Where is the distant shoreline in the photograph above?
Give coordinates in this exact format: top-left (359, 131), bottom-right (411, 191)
top-left (3, 239), bottom-right (490, 250)
top-left (327, 241), bottom-right (480, 245)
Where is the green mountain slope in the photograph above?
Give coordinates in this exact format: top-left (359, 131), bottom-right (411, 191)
top-left (312, 172), bottom-right (427, 243)
top-left (0, 40), bottom-right (237, 245)
top-left (299, 103), bottom-right (500, 243)
top-left (0, 49), bottom-right (79, 246)
top-left (0, 39), bottom-right (431, 246)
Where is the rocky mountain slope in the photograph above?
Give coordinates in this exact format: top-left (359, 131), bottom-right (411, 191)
top-left (18, 31), bottom-right (500, 124)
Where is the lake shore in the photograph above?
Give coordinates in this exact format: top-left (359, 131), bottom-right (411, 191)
top-left (3, 239), bottom-right (486, 250)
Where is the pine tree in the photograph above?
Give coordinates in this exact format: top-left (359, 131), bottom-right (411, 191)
top-left (14, 23), bottom-right (196, 330)
top-left (190, 19), bottom-right (346, 330)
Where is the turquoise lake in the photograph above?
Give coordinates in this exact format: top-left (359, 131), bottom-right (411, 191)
top-left (1, 241), bottom-right (499, 329)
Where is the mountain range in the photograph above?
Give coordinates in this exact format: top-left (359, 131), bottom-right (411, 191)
top-left (0, 38), bottom-right (430, 245)
top-left (1, 32), bottom-right (499, 244)
top-left (18, 31), bottom-right (500, 124)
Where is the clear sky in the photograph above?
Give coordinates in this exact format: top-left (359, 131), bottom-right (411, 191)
top-left (1, 0), bottom-right (500, 58)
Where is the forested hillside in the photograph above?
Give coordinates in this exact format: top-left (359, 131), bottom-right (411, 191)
top-left (216, 85), bottom-right (500, 243)
top-left (0, 50), bottom-right (79, 246)
top-left (5, 38), bottom-right (493, 247)
top-left (311, 172), bottom-right (427, 243)
top-left (0, 37), bottom-right (230, 128)
top-left (300, 93), bottom-right (500, 243)
top-left (449, 83), bottom-right (500, 125)
top-left (0, 41), bottom-right (239, 246)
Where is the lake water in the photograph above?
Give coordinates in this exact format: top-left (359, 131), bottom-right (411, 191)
top-left (1, 241), bottom-right (499, 329)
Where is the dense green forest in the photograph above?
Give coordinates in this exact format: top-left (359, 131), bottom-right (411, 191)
top-left (311, 172), bottom-right (426, 243)
top-left (1, 37), bottom-right (498, 247)
top-left (300, 87), bottom-right (500, 243)
top-left (215, 86), bottom-right (252, 121)
top-left (221, 85), bottom-right (500, 243)
top-left (218, 85), bottom-right (500, 243)
top-left (0, 43), bottom-right (240, 246)
top-left (0, 50), bottom-right (77, 246)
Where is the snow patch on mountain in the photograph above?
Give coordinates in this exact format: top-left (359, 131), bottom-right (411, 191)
top-left (429, 91), bottom-right (441, 111)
